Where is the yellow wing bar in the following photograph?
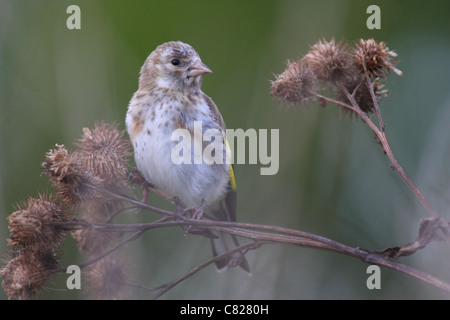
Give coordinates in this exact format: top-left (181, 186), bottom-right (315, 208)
top-left (224, 137), bottom-right (236, 191)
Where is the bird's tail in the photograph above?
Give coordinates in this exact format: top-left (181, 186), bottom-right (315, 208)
top-left (207, 176), bottom-right (250, 273)
top-left (210, 231), bottom-right (251, 273)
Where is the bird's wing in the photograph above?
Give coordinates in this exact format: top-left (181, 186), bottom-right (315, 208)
top-left (202, 92), bottom-right (237, 222)
top-left (202, 93), bottom-right (226, 131)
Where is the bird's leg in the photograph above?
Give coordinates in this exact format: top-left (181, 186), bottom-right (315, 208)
top-left (128, 168), bottom-right (153, 203)
top-left (141, 185), bottom-right (150, 204)
top-left (128, 167), bottom-right (144, 184)
top-left (173, 196), bottom-right (186, 216)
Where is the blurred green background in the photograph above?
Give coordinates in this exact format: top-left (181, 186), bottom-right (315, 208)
top-left (1, 0), bottom-right (450, 299)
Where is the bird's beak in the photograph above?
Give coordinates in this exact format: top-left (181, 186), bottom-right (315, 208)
top-left (187, 60), bottom-right (212, 77)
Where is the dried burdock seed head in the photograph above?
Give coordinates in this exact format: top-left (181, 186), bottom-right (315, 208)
top-left (303, 38), bottom-right (352, 83)
top-left (71, 122), bottom-right (131, 220)
top-left (270, 60), bottom-right (317, 106)
top-left (42, 144), bottom-right (78, 183)
top-left (84, 255), bottom-right (129, 300)
top-left (42, 123), bottom-right (131, 210)
top-left (339, 76), bottom-right (389, 114)
top-left (8, 194), bottom-right (68, 249)
top-left (0, 248), bottom-right (59, 300)
top-left (74, 122), bottom-right (131, 187)
top-left (42, 144), bottom-right (91, 208)
top-left (354, 38), bottom-right (402, 78)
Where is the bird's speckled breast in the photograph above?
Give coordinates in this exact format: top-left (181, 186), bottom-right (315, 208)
top-left (127, 90), bottom-right (229, 209)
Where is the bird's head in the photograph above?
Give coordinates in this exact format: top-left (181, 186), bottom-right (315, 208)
top-left (139, 41), bottom-right (212, 92)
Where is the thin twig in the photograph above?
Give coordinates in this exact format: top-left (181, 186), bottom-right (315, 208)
top-left (150, 241), bottom-right (261, 299)
top-left (324, 83), bottom-right (437, 218)
top-left (85, 182), bottom-right (186, 220)
top-left (362, 56), bottom-right (385, 132)
top-left (361, 60), bottom-right (437, 218)
top-left (77, 230), bottom-right (145, 269)
top-left (52, 230), bottom-right (145, 273)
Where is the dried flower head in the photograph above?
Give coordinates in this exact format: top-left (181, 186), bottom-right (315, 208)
top-left (73, 123), bottom-right (131, 222)
top-left (303, 38), bottom-right (352, 83)
top-left (42, 124), bottom-right (131, 210)
top-left (0, 248), bottom-right (59, 299)
top-left (74, 122), bottom-right (131, 187)
top-left (354, 38), bottom-right (402, 78)
top-left (270, 60), bottom-right (317, 105)
top-left (42, 144), bottom-right (79, 183)
top-left (84, 255), bottom-right (129, 300)
top-left (42, 144), bottom-right (95, 208)
top-left (8, 194), bottom-right (68, 249)
top-left (339, 76), bottom-right (389, 114)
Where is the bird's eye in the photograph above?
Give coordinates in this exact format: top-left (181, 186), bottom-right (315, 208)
top-left (171, 59), bottom-right (180, 66)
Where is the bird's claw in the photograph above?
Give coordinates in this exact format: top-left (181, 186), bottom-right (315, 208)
top-left (182, 199), bottom-right (209, 236)
top-left (128, 168), bottom-right (154, 204)
top-left (182, 199), bottom-right (205, 220)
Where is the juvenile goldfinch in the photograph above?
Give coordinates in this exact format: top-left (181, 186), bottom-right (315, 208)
top-left (126, 41), bottom-right (250, 273)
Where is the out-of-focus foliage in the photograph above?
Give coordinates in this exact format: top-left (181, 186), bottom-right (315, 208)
top-left (1, 0), bottom-right (450, 299)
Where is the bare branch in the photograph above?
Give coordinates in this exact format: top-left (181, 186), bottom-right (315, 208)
top-left (50, 200), bottom-right (450, 296)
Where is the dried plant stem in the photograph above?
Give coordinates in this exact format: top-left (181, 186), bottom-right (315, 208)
top-left (150, 241), bottom-right (260, 299)
top-left (51, 229), bottom-right (145, 274)
top-left (85, 183), bottom-right (185, 220)
top-left (54, 209), bottom-right (450, 295)
top-left (314, 86), bottom-right (437, 219)
top-left (76, 230), bottom-right (144, 269)
top-left (361, 62), bottom-right (437, 218)
top-left (377, 132), bottom-right (437, 218)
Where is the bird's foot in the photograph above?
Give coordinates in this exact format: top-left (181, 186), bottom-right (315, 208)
top-left (181, 199), bottom-right (215, 238)
top-left (128, 168), bottom-right (153, 203)
top-left (183, 200), bottom-right (205, 220)
top-left (183, 199), bottom-right (205, 220)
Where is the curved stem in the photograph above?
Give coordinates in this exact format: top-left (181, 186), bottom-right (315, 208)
top-left (55, 217), bottom-right (450, 295)
top-left (316, 83), bottom-right (437, 218)
top-left (377, 132), bottom-right (437, 217)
